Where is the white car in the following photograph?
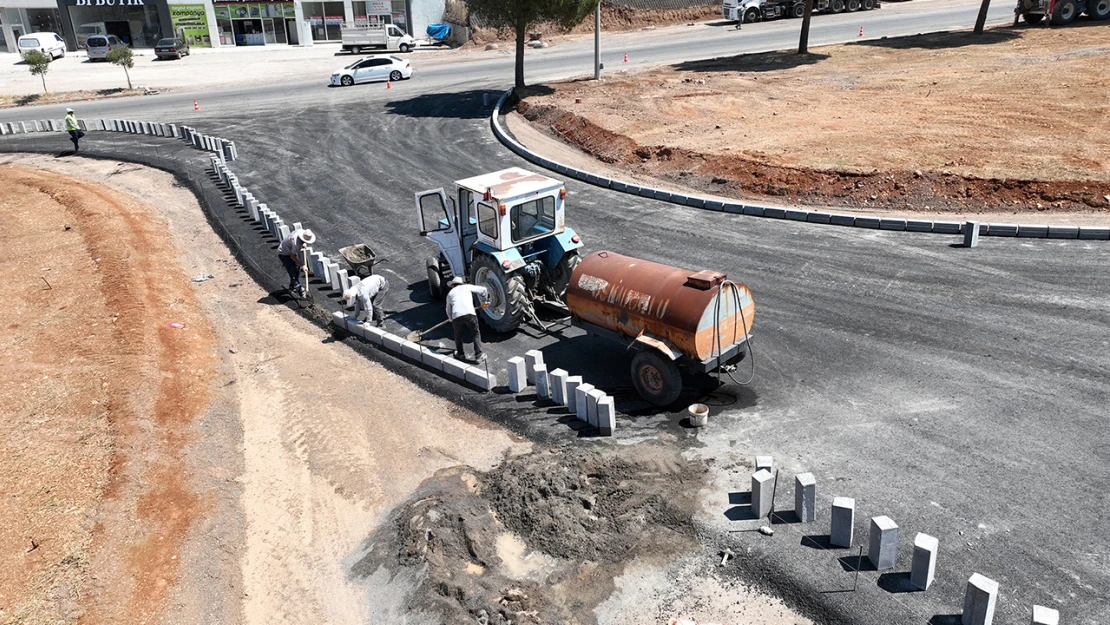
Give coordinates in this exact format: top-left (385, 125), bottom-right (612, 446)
top-left (18, 32), bottom-right (67, 60)
top-left (330, 56), bottom-right (412, 87)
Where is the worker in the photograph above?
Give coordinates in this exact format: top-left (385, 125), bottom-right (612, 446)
top-left (445, 276), bottom-right (488, 363)
top-left (342, 274), bottom-right (389, 327)
top-left (277, 228), bottom-right (315, 297)
top-left (64, 108), bottom-right (83, 152)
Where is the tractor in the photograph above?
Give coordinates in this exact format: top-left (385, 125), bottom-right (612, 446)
top-left (415, 167), bottom-right (584, 332)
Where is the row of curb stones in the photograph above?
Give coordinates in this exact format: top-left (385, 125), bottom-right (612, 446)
top-left (746, 456), bottom-right (1060, 625)
top-left (488, 90), bottom-right (1109, 242)
top-left (0, 117), bottom-right (238, 163)
top-left (507, 350), bottom-right (614, 436)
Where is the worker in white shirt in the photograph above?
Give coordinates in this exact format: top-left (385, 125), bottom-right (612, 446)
top-left (277, 228), bottom-right (315, 297)
top-left (342, 274), bottom-right (389, 326)
top-left (445, 276), bottom-right (489, 363)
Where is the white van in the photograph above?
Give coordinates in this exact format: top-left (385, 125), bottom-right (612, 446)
top-left (340, 23), bottom-right (416, 54)
top-left (17, 33), bottom-right (67, 60)
top-left (75, 22), bottom-right (107, 48)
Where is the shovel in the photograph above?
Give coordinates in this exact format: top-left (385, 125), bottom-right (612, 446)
top-left (406, 302), bottom-right (487, 343)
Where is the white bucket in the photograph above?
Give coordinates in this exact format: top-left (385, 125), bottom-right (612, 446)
top-left (688, 403), bottom-right (709, 427)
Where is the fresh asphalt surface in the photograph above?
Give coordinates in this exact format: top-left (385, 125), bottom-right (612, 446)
top-left (4, 5), bottom-right (1108, 624)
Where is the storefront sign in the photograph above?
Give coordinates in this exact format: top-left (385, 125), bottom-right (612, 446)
top-left (367, 0), bottom-right (389, 12)
top-left (170, 4), bottom-right (210, 46)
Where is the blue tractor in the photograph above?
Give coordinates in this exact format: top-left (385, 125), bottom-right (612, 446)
top-left (415, 167), bottom-right (584, 332)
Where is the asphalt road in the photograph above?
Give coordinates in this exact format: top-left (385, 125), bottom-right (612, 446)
top-left (3, 5), bottom-right (1108, 625)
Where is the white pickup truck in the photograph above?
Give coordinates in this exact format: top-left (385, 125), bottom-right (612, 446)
top-left (341, 24), bottom-right (416, 54)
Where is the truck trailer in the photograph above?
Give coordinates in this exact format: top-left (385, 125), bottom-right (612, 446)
top-left (724, 0), bottom-right (879, 24)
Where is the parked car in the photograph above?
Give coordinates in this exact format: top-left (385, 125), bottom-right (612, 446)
top-left (330, 55), bottom-right (412, 86)
top-left (155, 37), bottom-right (190, 60)
top-left (17, 32), bottom-right (66, 60)
top-left (85, 35), bottom-right (126, 61)
top-left (75, 22), bottom-right (107, 48)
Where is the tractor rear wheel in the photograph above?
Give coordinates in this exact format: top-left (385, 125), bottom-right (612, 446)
top-left (549, 251), bottom-right (581, 302)
top-left (631, 350), bottom-right (683, 407)
top-left (426, 257), bottom-right (444, 298)
top-left (471, 255), bottom-right (527, 332)
top-left (1051, 0), bottom-right (1078, 23)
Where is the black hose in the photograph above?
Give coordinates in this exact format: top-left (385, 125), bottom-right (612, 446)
top-left (712, 279), bottom-right (756, 386)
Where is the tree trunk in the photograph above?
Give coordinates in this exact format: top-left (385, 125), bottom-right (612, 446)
top-left (798, 0), bottom-right (815, 54)
top-left (974, 0), bottom-right (991, 33)
top-left (124, 66), bottom-right (132, 90)
top-left (41, 74), bottom-right (47, 93)
top-left (514, 19), bottom-right (526, 89)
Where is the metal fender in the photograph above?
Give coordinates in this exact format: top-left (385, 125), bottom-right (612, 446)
top-left (472, 241), bottom-right (526, 272)
top-left (538, 228), bottom-right (584, 269)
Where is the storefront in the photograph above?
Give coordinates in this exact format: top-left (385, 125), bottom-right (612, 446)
top-left (213, 1), bottom-right (294, 45)
top-left (2, 1), bottom-right (65, 52)
top-left (54, 0), bottom-right (170, 49)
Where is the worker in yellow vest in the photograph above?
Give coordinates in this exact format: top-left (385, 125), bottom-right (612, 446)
top-left (64, 108), bottom-right (84, 152)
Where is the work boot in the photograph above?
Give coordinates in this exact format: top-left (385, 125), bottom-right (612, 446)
top-left (474, 352), bottom-right (487, 363)
top-left (453, 351), bottom-right (466, 361)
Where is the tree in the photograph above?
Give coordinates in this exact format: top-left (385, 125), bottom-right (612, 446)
top-left (24, 50), bottom-right (51, 93)
top-left (973, 0), bottom-right (991, 33)
top-left (466, 0), bottom-right (596, 89)
top-left (106, 47), bottom-right (134, 90)
top-left (798, 0), bottom-right (815, 54)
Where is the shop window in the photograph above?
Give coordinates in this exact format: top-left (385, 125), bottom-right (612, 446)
top-left (27, 9), bottom-right (62, 36)
top-left (66, 3), bottom-right (162, 47)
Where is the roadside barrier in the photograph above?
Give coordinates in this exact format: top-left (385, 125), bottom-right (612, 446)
top-left (489, 89), bottom-right (1110, 241)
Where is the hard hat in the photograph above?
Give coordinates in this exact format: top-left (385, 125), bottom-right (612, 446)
top-left (299, 229), bottom-right (316, 244)
top-left (65, 107), bottom-right (74, 113)
top-left (448, 276), bottom-right (465, 287)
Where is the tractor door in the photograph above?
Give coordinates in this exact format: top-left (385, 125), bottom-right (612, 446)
top-left (458, 188), bottom-right (479, 262)
top-left (415, 188), bottom-right (465, 278)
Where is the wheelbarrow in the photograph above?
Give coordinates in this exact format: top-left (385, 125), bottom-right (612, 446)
top-left (338, 243), bottom-right (381, 278)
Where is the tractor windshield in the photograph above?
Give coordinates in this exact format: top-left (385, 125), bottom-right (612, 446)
top-left (510, 196), bottom-right (555, 243)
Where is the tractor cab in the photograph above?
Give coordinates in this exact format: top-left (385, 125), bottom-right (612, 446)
top-left (415, 168), bottom-right (584, 332)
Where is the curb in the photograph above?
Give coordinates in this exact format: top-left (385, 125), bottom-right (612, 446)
top-left (488, 90), bottom-right (1109, 241)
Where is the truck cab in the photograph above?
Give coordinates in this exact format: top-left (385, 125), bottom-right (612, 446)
top-left (416, 168), bottom-right (584, 332)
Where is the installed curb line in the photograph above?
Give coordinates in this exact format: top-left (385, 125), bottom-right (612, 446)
top-left (488, 90), bottom-right (1108, 241)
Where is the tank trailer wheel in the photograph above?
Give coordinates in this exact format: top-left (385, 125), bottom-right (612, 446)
top-left (631, 350), bottom-right (683, 407)
top-left (426, 257), bottom-right (444, 298)
top-left (847, 0), bottom-right (860, 11)
top-left (862, 0), bottom-right (876, 9)
top-left (471, 255), bottom-right (527, 332)
top-left (830, 0), bottom-right (846, 12)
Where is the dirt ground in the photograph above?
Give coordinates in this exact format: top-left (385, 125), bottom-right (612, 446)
top-left (0, 155), bottom-right (810, 624)
top-left (516, 26), bottom-right (1110, 216)
top-left (469, 2), bottom-right (722, 45)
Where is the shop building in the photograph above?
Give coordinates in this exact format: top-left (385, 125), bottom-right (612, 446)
top-left (1, 0), bottom-right (64, 53)
top-left (0, 0), bottom-right (439, 51)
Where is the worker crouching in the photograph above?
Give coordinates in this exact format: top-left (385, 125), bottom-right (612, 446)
top-left (343, 274), bottom-right (389, 327)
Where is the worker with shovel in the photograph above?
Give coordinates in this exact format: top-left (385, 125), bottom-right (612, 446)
top-left (446, 276), bottom-right (489, 363)
top-left (277, 228), bottom-right (315, 297)
top-left (343, 274), bottom-right (389, 327)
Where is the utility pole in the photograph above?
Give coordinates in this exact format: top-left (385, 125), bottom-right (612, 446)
top-left (594, 2), bottom-right (601, 80)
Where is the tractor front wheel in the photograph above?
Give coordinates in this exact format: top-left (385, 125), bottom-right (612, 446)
top-left (630, 350), bottom-right (683, 407)
top-left (426, 257), bottom-right (444, 298)
top-left (471, 255), bottom-right (527, 332)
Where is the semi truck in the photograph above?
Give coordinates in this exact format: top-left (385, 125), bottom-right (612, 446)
top-left (1013, 0), bottom-right (1110, 23)
top-left (724, 0), bottom-right (879, 24)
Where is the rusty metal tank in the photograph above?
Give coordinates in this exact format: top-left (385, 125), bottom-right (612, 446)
top-left (566, 251), bottom-right (755, 362)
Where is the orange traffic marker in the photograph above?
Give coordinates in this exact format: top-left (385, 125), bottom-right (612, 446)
top-left (193, 99), bottom-right (200, 111)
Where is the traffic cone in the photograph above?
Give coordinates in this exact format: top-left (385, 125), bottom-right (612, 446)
top-left (859, 26), bottom-right (864, 37)
top-left (386, 80), bottom-right (391, 90)
top-left (193, 99), bottom-right (199, 111)
top-left (623, 52), bottom-right (628, 63)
